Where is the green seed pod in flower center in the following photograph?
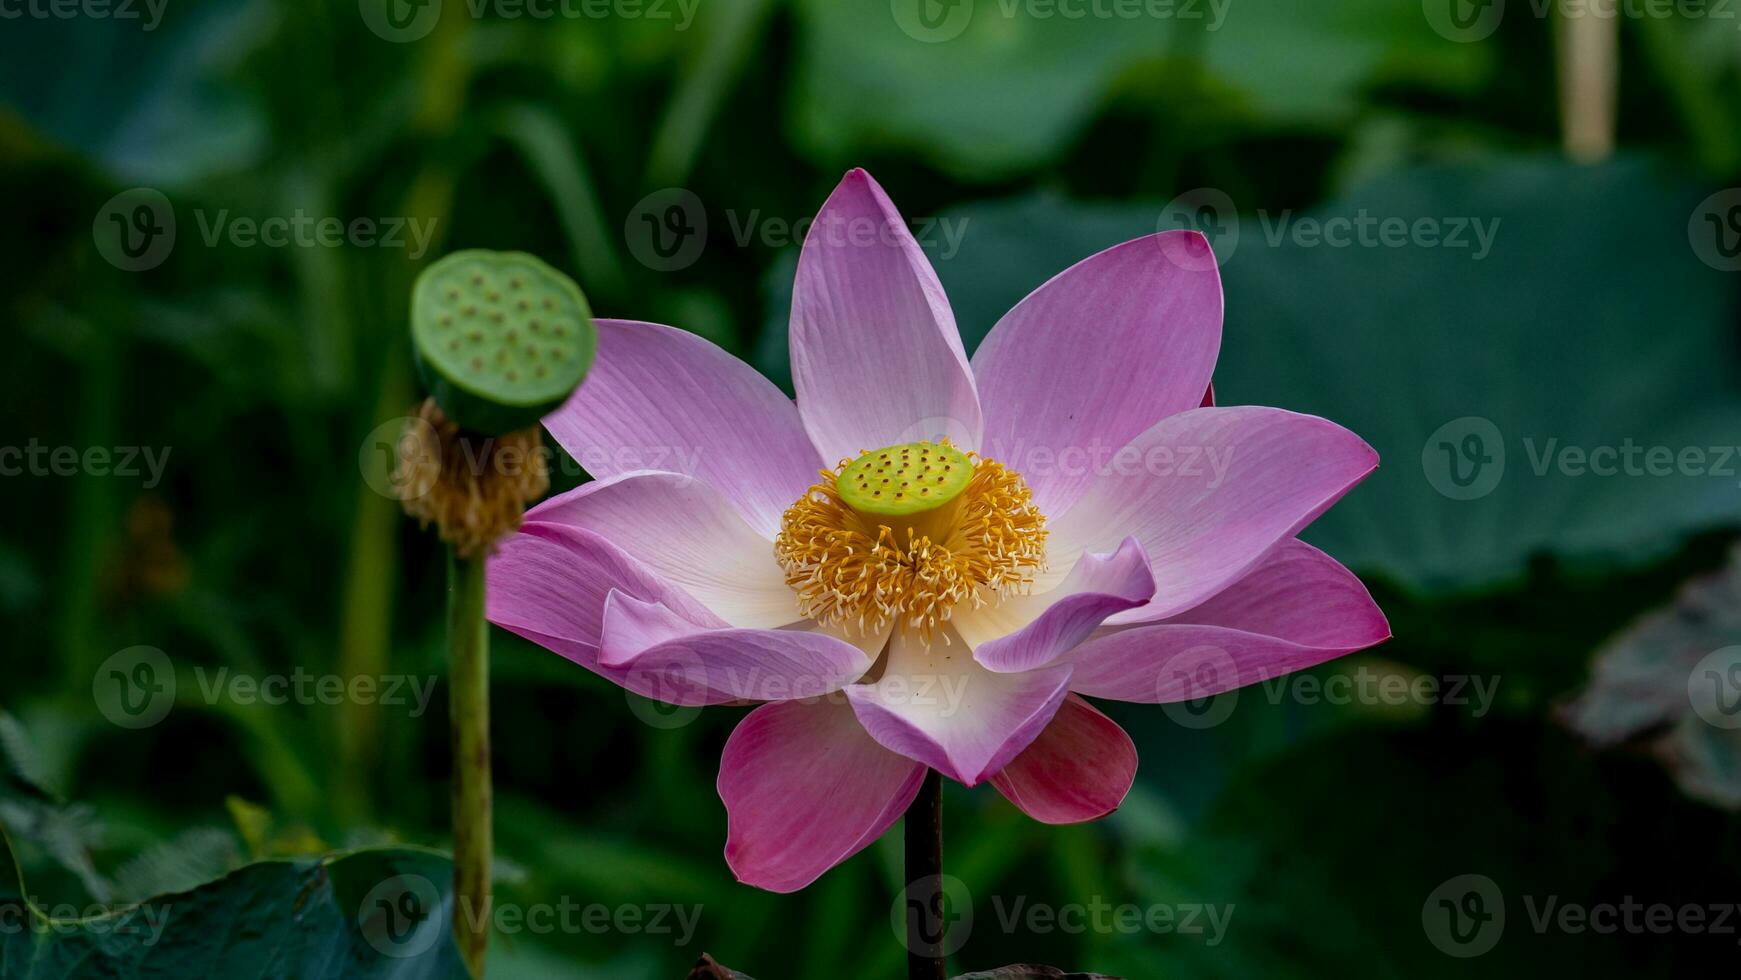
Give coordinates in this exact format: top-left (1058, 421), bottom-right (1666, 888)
top-left (836, 441), bottom-right (974, 518)
top-left (411, 249), bottom-right (596, 435)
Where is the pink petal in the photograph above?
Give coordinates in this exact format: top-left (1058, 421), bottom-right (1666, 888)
top-left (597, 591), bottom-right (873, 702)
top-left (845, 629), bottom-right (1073, 786)
top-left (542, 319), bottom-right (822, 537)
top-left (789, 169), bottom-right (982, 462)
top-left (1063, 540), bottom-right (1391, 702)
top-left (719, 698), bottom-right (926, 893)
top-left (958, 537), bottom-right (1155, 674)
top-left (486, 524), bottom-right (742, 704)
top-left (526, 471), bottom-right (800, 628)
top-left (1049, 406), bottom-right (1378, 623)
top-left (991, 695), bottom-right (1136, 824)
top-left (972, 232), bottom-right (1222, 516)
top-left (1123, 537), bottom-right (1389, 635)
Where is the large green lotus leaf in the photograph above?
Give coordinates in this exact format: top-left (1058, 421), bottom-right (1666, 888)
top-left (789, 0), bottom-right (1488, 176)
top-left (1106, 721), bottom-right (1741, 977)
top-left (0, 0), bottom-right (270, 186)
top-left (756, 157), bottom-right (1741, 592)
top-left (1200, 0), bottom-right (1489, 122)
top-left (789, 0), bottom-right (1174, 178)
top-left (1212, 157), bottom-right (1741, 590)
top-left (0, 831), bottom-right (465, 979)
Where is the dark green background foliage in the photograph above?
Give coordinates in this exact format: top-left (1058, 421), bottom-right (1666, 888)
top-left (3, 0), bottom-right (1741, 976)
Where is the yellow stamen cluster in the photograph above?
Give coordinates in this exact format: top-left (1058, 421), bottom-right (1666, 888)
top-left (774, 443), bottom-right (1047, 643)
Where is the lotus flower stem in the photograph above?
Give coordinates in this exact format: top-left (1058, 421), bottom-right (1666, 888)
top-left (905, 768), bottom-right (946, 980)
top-left (449, 547), bottom-right (492, 977)
top-left (399, 249), bottom-right (594, 978)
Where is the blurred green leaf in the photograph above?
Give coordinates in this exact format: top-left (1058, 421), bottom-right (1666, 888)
top-left (791, 0), bottom-right (1176, 178)
top-left (0, 833), bottom-right (466, 979)
top-left (1109, 721), bottom-right (1741, 977)
top-left (1563, 543), bottom-right (1741, 809)
top-left (1201, 0), bottom-right (1489, 123)
top-left (0, 0), bottom-right (271, 186)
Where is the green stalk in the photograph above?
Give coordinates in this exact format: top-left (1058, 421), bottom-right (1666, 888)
top-left (448, 548), bottom-right (492, 977)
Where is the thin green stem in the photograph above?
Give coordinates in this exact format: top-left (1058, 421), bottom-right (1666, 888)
top-left (448, 548), bottom-right (492, 977)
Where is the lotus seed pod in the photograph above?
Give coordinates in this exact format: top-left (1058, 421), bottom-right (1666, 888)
top-left (836, 441), bottom-right (974, 518)
top-left (411, 250), bottom-right (596, 435)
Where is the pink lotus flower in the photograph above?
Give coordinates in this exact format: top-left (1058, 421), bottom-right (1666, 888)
top-left (488, 170), bottom-right (1388, 893)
